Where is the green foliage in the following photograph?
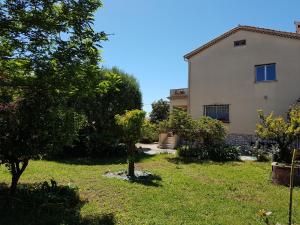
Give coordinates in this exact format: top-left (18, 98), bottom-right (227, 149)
top-left (194, 117), bottom-right (227, 146)
top-left (115, 109), bottom-right (146, 176)
top-left (177, 144), bottom-right (239, 162)
top-left (115, 110), bottom-right (146, 145)
top-left (0, 0), bottom-right (105, 193)
top-left (168, 109), bottom-right (195, 140)
top-left (73, 67), bottom-right (142, 157)
top-left (140, 120), bottom-right (159, 143)
top-left (256, 108), bottom-right (300, 163)
top-left (252, 141), bottom-right (272, 162)
top-left (149, 99), bottom-right (169, 123)
top-left (167, 109), bottom-right (232, 161)
top-left (158, 120), bottom-right (170, 133)
top-left (0, 179), bottom-right (116, 225)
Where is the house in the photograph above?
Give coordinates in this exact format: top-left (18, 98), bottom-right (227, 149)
top-left (168, 88), bottom-right (188, 111)
top-left (170, 22), bottom-right (300, 147)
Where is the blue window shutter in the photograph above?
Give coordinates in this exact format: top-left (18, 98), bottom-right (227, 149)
top-left (256, 66), bottom-right (265, 81)
top-left (266, 64), bottom-right (276, 80)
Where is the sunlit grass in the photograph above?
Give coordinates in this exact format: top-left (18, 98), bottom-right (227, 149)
top-left (0, 154), bottom-right (299, 225)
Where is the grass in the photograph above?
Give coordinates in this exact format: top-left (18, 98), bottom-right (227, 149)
top-left (0, 153), bottom-right (300, 225)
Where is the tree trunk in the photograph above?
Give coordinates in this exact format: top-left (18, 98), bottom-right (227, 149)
top-left (9, 159), bottom-right (29, 195)
top-left (10, 174), bottom-right (20, 195)
top-left (127, 144), bottom-right (135, 177)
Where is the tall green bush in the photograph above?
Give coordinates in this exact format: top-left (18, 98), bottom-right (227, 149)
top-left (65, 67), bottom-right (142, 158)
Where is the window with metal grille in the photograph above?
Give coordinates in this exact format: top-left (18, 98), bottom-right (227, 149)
top-left (204, 105), bottom-right (229, 122)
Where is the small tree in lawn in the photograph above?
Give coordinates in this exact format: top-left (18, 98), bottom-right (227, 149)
top-left (256, 108), bottom-right (300, 163)
top-left (115, 110), bottom-right (146, 177)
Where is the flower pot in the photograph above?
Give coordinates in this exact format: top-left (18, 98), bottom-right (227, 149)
top-left (271, 162), bottom-right (300, 186)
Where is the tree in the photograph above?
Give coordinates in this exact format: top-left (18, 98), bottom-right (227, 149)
top-left (149, 99), bottom-right (169, 124)
top-left (115, 110), bottom-right (146, 177)
top-left (74, 67), bottom-right (142, 157)
top-left (256, 108), bottom-right (300, 163)
top-left (0, 0), bottom-right (106, 194)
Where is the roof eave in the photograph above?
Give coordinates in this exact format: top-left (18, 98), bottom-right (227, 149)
top-left (183, 25), bottom-right (300, 60)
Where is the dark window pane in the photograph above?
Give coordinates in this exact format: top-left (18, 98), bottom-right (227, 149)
top-left (266, 64), bottom-right (276, 80)
top-left (205, 105), bottom-right (229, 122)
top-left (256, 66), bottom-right (265, 81)
top-left (205, 106), bottom-right (217, 119)
top-left (234, 39), bottom-right (246, 47)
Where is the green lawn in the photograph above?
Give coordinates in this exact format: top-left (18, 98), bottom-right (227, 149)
top-left (0, 154), bottom-right (299, 225)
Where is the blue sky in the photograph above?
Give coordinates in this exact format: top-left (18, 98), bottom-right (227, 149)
top-left (94, 0), bottom-right (300, 113)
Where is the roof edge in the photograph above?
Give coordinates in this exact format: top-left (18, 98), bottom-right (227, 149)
top-left (184, 25), bottom-right (300, 60)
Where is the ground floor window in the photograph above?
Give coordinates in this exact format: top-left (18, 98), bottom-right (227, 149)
top-left (204, 104), bottom-right (229, 123)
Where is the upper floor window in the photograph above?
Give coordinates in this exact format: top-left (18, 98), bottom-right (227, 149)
top-left (234, 39), bottom-right (246, 47)
top-left (204, 104), bottom-right (229, 123)
top-left (255, 63), bottom-right (276, 82)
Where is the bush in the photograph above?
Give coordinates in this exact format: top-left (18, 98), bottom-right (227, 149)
top-left (158, 120), bottom-right (170, 133)
top-left (177, 144), bottom-right (239, 162)
top-left (252, 141), bottom-right (272, 162)
top-left (194, 117), bottom-right (227, 146)
top-left (256, 108), bottom-right (300, 163)
top-left (140, 120), bottom-right (159, 143)
top-left (168, 109), bottom-right (195, 140)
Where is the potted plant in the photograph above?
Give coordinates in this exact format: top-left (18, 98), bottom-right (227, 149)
top-left (256, 108), bottom-right (300, 186)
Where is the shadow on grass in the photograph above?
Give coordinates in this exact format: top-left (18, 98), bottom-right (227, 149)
top-left (0, 181), bottom-right (116, 225)
top-left (165, 156), bottom-right (242, 165)
top-left (48, 152), bottom-right (155, 166)
top-left (104, 171), bottom-right (163, 187)
top-left (129, 174), bottom-right (162, 187)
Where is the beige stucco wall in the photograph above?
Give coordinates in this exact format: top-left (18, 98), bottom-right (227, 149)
top-left (188, 30), bottom-right (300, 134)
top-left (170, 97), bottom-right (188, 111)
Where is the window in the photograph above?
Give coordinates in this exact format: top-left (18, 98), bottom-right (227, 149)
top-left (234, 39), bottom-right (246, 47)
top-left (204, 105), bottom-right (229, 122)
top-left (255, 63), bottom-right (276, 82)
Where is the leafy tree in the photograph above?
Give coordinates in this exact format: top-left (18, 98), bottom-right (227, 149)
top-left (74, 67), bottom-right (142, 157)
top-left (140, 119), bottom-right (158, 143)
top-left (115, 110), bottom-right (146, 177)
top-left (256, 108), bottom-right (300, 163)
top-left (0, 0), bottom-right (106, 194)
top-left (149, 99), bottom-right (169, 124)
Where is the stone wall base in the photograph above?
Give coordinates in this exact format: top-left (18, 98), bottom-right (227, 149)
top-left (226, 133), bottom-right (256, 155)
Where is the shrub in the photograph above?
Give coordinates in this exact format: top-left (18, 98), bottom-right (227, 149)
top-left (177, 144), bottom-right (239, 162)
top-left (158, 120), bottom-right (170, 133)
top-left (252, 141), bottom-right (272, 162)
top-left (256, 108), bottom-right (300, 163)
top-left (140, 120), bottom-right (159, 143)
top-left (168, 109), bottom-right (195, 141)
top-left (194, 117), bottom-right (227, 146)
